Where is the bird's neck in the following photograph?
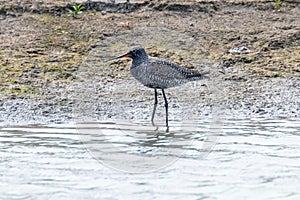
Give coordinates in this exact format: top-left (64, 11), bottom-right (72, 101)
top-left (131, 55), bottom-right (148, 68)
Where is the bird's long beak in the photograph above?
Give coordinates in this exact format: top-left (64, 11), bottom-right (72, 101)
top-left (105, 52), bottom-right (129, 62)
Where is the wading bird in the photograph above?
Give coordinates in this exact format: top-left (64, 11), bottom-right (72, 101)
top-left (106, 47), bottom-right (207, 128)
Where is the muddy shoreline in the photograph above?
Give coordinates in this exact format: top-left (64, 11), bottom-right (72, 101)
top-left (0, 0), bottom-right (299, 126)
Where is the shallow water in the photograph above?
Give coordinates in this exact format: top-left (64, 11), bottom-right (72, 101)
top-left (1, 119), bottom-right (300, 199)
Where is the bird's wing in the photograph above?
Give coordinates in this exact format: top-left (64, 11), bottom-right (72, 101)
top-left (148, 57), bottom-right (197, 80)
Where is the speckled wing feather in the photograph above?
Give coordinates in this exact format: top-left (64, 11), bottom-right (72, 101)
top-left (148, 57), bottom-right (204, 80)
top-left (135, 56), bottom-right (206, 89)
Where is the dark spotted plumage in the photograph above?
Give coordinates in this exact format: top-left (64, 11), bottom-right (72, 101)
top-left (106, 47), bottom-right (208, 129)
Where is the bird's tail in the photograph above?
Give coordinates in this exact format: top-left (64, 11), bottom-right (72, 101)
top-left (186, 71), bottom-right (209, 81)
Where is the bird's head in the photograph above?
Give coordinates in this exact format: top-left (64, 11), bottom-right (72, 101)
top-left (106, 47), bottom-right (148, 62)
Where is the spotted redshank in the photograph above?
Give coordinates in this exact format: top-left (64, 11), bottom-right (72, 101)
top-left (106, 47), bottom-right (207, 128)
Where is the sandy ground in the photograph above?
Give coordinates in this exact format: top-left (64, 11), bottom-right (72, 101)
top-left (0, 0), bottom-right (299, 125)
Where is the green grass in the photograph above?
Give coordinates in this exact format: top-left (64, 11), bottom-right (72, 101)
top-left (2, 86), bottom-right (35, 95)
top-left (274, 0), bottom-right (282, 11)
top-left (68, 4), bottom-right (85, 18)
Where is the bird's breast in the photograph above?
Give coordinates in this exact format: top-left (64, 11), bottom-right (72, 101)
top-left (130, 62), bottom-right (149, 83)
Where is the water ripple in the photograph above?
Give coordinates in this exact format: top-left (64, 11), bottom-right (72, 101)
top-left (0, 118), bottom-right (299, 199)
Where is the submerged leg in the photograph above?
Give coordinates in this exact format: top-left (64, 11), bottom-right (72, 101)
top-left (161, 89), bottom-right (169, 127)
top-left (151, 89), bottom-right (158, 126)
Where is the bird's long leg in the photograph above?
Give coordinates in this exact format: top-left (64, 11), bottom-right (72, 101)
top-left (151, 89), bottom-right (158, 126)
top-left (161, 89), bottom-right (169, 128)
